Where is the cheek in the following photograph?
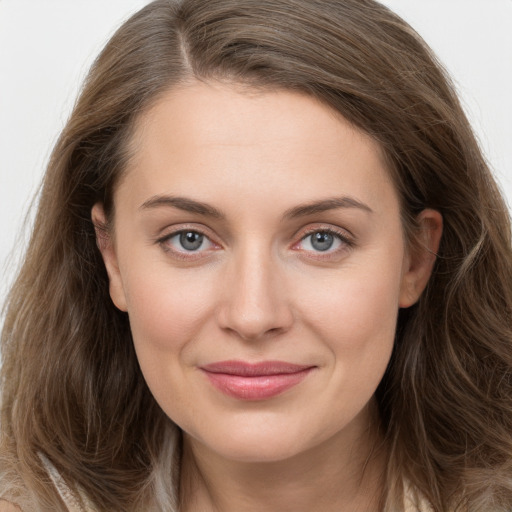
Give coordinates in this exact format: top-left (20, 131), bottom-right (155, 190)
top-left (121, 264), bottom-right (217, 360)
top-left (295, 247), bottom-right (404, 404)
top-left (120, 266), bottom-right (221, 423)
top-left (301, 266), bottom-right (403, 348)
top-left (302, 269), bottom-right (401, 414)
top-left (341, 275), bottom-right (400, 342)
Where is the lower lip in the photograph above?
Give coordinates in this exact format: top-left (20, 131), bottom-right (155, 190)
top-left (201, 368), bottom-right (314, 400)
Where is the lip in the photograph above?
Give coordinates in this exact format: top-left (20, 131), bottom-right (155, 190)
top-left (200, 360), bottom-right (315, 400)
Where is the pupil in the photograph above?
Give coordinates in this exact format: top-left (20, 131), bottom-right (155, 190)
top-left (180, 232), bottom-right (203, 251)
top-left (311, 232), bottom-right (333, 251)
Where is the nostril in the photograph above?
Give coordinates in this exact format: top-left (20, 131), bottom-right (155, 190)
top-left (219, 315), bottom-right (292, 342)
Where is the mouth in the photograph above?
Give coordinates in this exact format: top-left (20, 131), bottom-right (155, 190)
top-left (200, 360), bottom-right (316, 400)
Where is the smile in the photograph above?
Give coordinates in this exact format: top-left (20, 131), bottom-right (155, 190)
top-left (200, 360), bottom-right (316, 400)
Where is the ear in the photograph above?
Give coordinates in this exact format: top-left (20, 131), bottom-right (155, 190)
top-left (399, 209), bottom-right (443, 308)
top-left (91, 203), bottom-right (128, 312)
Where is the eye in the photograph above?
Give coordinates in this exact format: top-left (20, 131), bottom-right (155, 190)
top-left (293, 228), bottom-right (353, 257)
top-left (161, 230), bottom-right (216, 254)
top-left (302, 231), bottom-right (340, 252)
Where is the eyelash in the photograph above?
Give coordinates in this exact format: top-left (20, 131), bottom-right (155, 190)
top-left (156, 225), bottom-right (354, 261)
top-left (292, 227), bottom-right (354, 260)
top-left (156, 227), bottom-right (220, 261)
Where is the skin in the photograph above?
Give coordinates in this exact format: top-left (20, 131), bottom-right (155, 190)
top-left (93, 81), bottom-right (442, 512)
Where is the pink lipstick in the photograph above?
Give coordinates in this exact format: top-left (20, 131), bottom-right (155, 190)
top-left (200, 360), bottom-right (315, 400)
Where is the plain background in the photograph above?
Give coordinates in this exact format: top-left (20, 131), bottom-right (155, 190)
top-left (1, 1), bottom-right (511, 304)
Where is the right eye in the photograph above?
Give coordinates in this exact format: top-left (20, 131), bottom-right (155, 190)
top-left (159, 229), bottom-right (218, 257)
top-left (298, 230), bottom-right (343, 253)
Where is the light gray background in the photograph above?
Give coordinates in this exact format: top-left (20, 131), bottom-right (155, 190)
top-left (1, 1), bottom-right (511, 304)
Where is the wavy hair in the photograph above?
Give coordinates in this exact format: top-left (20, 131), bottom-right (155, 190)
top-left (1, 1), bottom-right (511, 510)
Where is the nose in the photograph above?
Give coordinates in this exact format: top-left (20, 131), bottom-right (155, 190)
top-left (216, 245), bottom-right (294, 341)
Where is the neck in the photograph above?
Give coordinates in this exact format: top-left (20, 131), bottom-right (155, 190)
top-left (179, 404), bottom-right (387, 512)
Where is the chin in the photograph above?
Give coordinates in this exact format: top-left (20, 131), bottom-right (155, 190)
top-left (209, 437), bottom-right (309, 464)
top-left (185, 415), bottom-right (332, 465)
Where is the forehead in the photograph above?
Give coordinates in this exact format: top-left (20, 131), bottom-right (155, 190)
top-left (119, 81), bottom-right (398, 217)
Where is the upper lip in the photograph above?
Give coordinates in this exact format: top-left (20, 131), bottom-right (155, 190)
top-left (201, 360), bottom-right (314, 377)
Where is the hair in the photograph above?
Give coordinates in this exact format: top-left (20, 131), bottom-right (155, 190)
top-left (1, 0), bottom-right (511, 510)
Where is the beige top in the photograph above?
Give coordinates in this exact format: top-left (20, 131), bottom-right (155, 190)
top-left (39, 454), bottom-right (95, 512)
top-left (2, 456), bottom-right (432, 511)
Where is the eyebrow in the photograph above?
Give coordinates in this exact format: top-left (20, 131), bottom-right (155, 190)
top-left (140, 195), bottom-right (224, 218)
top-left (139, 195), bottom-right (373, 219)
top-left (283, 197), bottom-right (373, 219)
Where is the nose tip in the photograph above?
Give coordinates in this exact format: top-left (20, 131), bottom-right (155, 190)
top-left (216, 258), bottom-right (293, 341)
top-left (221, 306), bottom-right (290, 341)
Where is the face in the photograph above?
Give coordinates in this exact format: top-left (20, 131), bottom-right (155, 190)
top-left (94, 81), bottom-right (439, 463)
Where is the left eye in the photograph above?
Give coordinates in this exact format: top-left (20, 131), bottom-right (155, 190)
top-left (165, 231), bottom-right (214, 252)
top-left (299, 231), bottom-right (344, 252)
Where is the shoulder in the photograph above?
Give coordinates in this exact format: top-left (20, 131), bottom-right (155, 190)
top-left (404, 480), bottom-right (433, 512)
top-left (0, 500), bottom-right (21, 512)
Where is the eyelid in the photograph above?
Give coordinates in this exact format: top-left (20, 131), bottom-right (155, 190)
top-left (290, 224), bottom-right (355, 258)
top-left (155, 222), bottom-right (219, 241)
top-left (155, 224), bottom-right (222, 259)
top-left (293, 223), bottom-right (354, 243)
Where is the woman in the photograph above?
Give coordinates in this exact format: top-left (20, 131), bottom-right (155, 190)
top-left (1, 0), bottom-right (511, 511)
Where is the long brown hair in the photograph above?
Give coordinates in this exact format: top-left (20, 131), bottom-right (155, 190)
top-left (2, 1), bottom-right (511, 510)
